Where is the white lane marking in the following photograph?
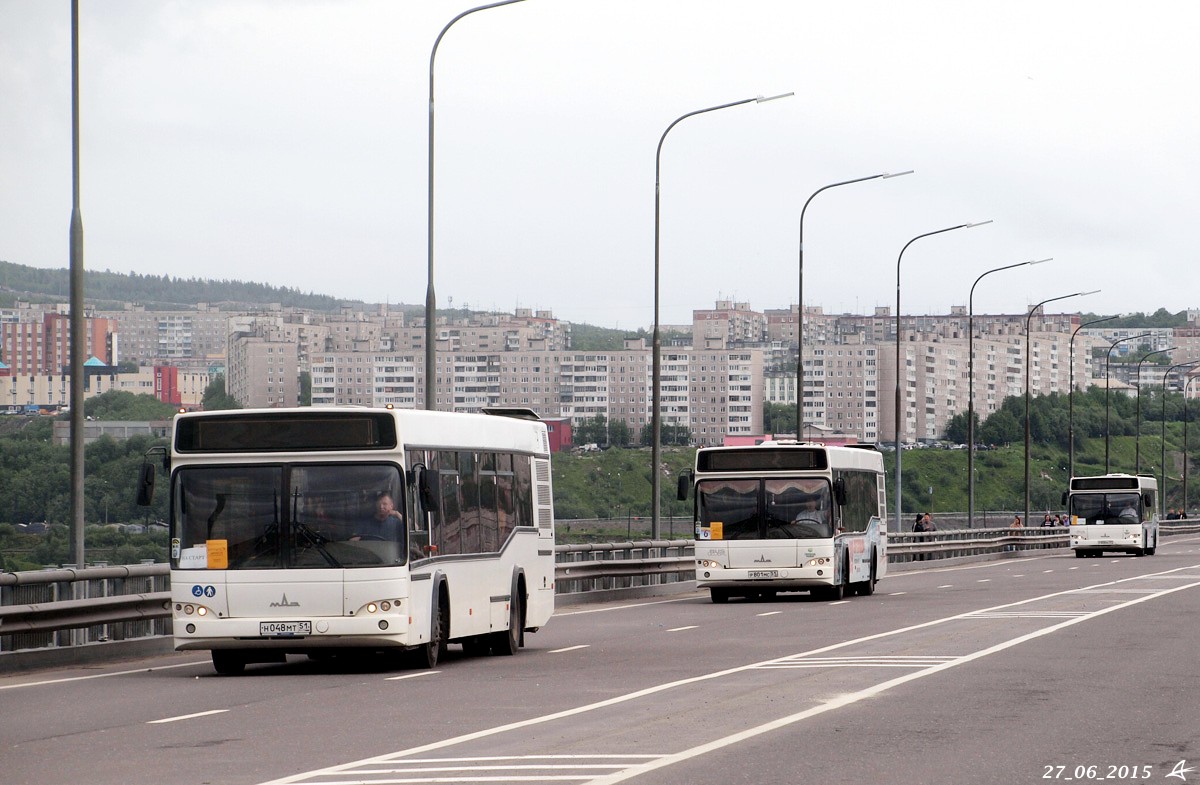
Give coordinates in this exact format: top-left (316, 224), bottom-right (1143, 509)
top-left (548, 645), bottom-right (590, 654)
top-left (759, 655), bottom-right (957, 669)
top-left (977, 579), bottom-right (991, 583)
top-left (666, 626), bottom-right (698, 632)
top-left (756, 611), bottom-right (782, 617)
top-left (261, 562), bottom-right (1200, 785)
top-left (384, 671), bottom-right (440, 681)
top-left (148, 709), bottom-right (229, 725)
top-left (938, 584), bottom-right (954, 589)
top-left (589, 573), bottom-right (1200, 785)
top-left (887, 591), bottom-right (907, 596)
top-left (554, 597), bottom-right (698, 617)
top-left (1043, 570), bottom-right (1055, 573)
top-left (966, 610), bottom-right (1089, 619)
top-left (828, 600), bottom-right (851, 606)
top-left (0, 659), bottom-right (209, 691)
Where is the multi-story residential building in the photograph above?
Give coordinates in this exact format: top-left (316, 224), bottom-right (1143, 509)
top-left (1, 307), bottom-right (117, 374)
top-left (99, 303), bottom-right (230, 365)
top-left (692, 300), bottom-right (768, 347)
top-left (304, 336), bottom-right (759, 447)
top-left (0, 365), bottom-right (208, 410)
top-left (226, 325), bottom-right (300, 408)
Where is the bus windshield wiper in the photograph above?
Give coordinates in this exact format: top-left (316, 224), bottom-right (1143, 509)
top-left (295, 522), bottom-right (342, 567)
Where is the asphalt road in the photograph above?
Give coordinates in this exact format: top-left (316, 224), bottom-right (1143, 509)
top-left (4, 537), bottom-right (1200, 785)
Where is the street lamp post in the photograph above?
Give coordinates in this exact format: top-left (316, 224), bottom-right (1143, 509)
top-left (1134, 347), bottom-right (1175, 474)
top-left (1024, 291), bottom-right (1096, 528)
top-left (1069, 315), bottom-right (1118, 477)
top-left (68, 0), bottom-right (87, 568)
top-left (425, 0), bottom-right (526, 411)
top-left (967, 258), bottom-right (1049, 527)
top-left (1185, 375), bottom-right (1197, 515)
top-left (1161, 361), bottom-right (1200, 515)
top-left (795, 170), bottom-right (913, 435)
top-left (893, 221), bottom-right (991, 533)
top-left (651, 92), bottom-right (792, 538)
top-left (1104, 333), bottom-right (1153, 472)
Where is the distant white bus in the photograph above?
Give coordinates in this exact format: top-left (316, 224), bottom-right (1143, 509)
top-left (1064, 473), bottom-right (1158, 557)
top-left (137, 406), bottom-right (555, 675)
top-left (678, 441), bottom-right (887, 603)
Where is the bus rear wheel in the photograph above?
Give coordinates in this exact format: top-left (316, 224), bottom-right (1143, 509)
top-left (490, 591), bottom-right (523, 656)
top-left (710, 588), bottom-right (731, 604)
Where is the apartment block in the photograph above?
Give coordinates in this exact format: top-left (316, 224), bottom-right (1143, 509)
top-left (1, 310), bottom-right (117, 374)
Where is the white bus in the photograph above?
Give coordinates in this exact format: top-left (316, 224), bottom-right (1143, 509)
top-left (678, 441), bottom-right (887, 603)
top-left (136, 406), bottom-right (555, 675)
top-left (1063, 473), bottom-right (1158, 557)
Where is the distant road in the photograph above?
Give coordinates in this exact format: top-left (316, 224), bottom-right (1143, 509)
top-left (4, 537), bottom-right (1200, 785)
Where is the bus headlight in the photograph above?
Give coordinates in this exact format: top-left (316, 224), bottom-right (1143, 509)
top-left (361, 600), bottom-right (401, 615)
top-left (178, 604), bottom-right (212, 616)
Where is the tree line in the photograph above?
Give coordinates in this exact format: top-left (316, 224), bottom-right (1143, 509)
top-left (0, 259), bottom-right (343, 311)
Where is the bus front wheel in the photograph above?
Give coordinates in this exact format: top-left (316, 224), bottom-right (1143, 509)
top-left (211, 650), bottom-right (246, 676)
top-left (412, 594), bottom-right (449, 668)
top-left (856, 553), bottom-right (877, 596)
top-left (710, 588), bottom-right (731, 604)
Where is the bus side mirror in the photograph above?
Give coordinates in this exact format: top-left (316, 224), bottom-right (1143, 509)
top-left (136, 461), bottom-right (156, 507)
top-left (833, 477), bottom-right (847, 506)
top-left (676, 471), bottom-right (692, 501)
top-left (416, 466), bottom-right (441, 513)
top-left (1061, 492), bottom-right (1068, 507)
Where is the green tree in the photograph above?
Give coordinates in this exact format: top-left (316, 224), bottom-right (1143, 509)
top-left (202, 375), bottom-right (241, 411)
top-left (608, 419), bottom-right (632, 447)
top-left (299, 371), bottom-right (312, 406)
top-left (979, 409), bottom-right (1021, 445)
top-left (83, 390), bottom-right (177, 420)
top-left (763, 402), bottom-right (797, 436)
top-left (574, 415), bottom-right (609, 446)
top-left (639, 423), bottom-right (691, 446)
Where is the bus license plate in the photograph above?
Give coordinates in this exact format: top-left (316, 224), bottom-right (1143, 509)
top-left (747, 570), bottom-right (778, 579)
top-left (260, 621), bottom-right (311, 636)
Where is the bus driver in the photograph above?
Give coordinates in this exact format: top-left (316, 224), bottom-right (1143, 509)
top-left (351, 492), bottom-right (403, 541)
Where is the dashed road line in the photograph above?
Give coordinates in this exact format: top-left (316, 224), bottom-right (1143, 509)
top-left (148, 709), bottom-right (229, 725)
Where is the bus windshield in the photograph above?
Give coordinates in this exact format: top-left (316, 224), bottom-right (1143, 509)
top-left (172, 463), bottom-right (406, 569)
top-left (1069, 492), bottom-right (1142, 525)
top-left (697, 477), bottom-right (832, 539)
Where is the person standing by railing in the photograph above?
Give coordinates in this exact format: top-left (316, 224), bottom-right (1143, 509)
top-left (1008, 514), bottom-right (1023, 551)
top-left (913, 512), bottom-right (935, 560)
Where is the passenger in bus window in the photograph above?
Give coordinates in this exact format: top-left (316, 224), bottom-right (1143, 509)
top-left (351, 492), bottom-right (403, 541)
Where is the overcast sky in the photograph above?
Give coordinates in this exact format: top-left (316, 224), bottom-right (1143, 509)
top-left (2, 1), bottom-right (1197, 328)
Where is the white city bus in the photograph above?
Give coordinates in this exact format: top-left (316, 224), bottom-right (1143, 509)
top-left (137, 406), bottom-right (555, 675)
top-left (678, 441), bottom-right (887, 603)
top-left (1063, 473), bottom-right (1158, 557)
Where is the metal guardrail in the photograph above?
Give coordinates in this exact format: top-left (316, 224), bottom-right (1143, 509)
top-left (4, 521), bottom-right (1199, 657)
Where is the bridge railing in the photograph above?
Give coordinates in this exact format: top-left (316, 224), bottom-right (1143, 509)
top-left (4, 520), bottom-right (1198, 658)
